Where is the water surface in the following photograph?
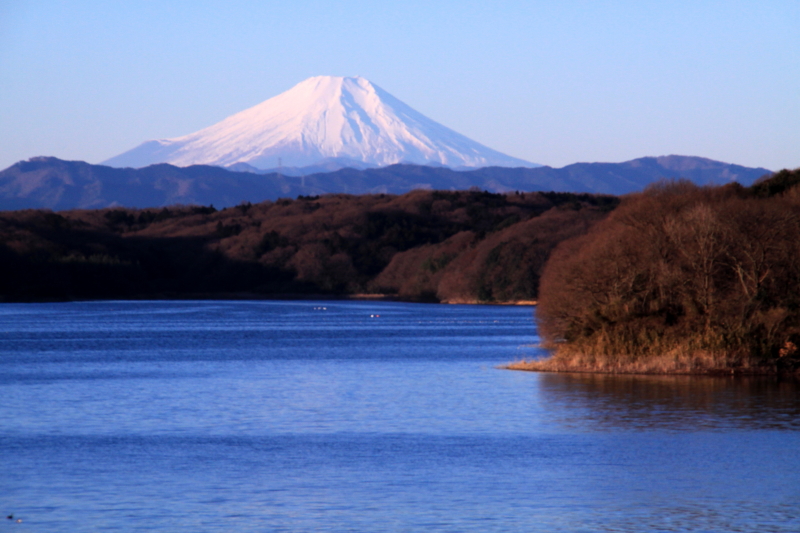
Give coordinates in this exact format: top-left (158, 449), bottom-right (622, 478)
top-left (2, 300), bottom-right (798, 532)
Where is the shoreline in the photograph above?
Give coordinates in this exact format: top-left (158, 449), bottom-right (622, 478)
top-left (503, 357), bottom-right (800, 376)
top-left (0, 292), bottom-right (538, 306)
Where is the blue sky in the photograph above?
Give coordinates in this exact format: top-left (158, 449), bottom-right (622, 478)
top-left (1, 0), bottom-right (798, 170)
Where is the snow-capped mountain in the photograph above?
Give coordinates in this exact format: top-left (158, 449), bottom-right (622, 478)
top-left (103, 76), bottom-right (537, 170)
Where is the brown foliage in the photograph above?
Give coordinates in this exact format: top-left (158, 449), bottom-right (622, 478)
top-left (0, 189), bottom-right (618, 302)
top-left (536, 172), bottom-right (800, 373)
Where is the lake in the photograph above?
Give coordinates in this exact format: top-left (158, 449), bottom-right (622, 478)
top-left (1, 300), bottom-right (799, 532)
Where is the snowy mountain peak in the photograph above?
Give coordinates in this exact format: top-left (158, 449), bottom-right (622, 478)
top-left (102, 76), bottom-right (538, 170)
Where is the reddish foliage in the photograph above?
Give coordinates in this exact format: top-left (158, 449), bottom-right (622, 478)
top-left (537, 172), bottom-right (800, 371)
top-left (0, 189), bottom-right (617, 301)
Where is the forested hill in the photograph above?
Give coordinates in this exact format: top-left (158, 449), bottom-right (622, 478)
top-left (0, 189), bottom-right (617, 302)
top-left (0, 156), bottom-right (771, 211)
top-left (512, 168), bottom-right (800, 375)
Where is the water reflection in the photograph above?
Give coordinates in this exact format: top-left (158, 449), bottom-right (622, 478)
top-left (536, 373), bottom-right (800, 431)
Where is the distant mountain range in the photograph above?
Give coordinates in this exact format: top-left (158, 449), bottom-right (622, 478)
top-left (1, 75), bottom-right (775, 210)
top-left (0, 155), bottom-right (773, 211)
top-left (103, 76), bottom-right (536, 170)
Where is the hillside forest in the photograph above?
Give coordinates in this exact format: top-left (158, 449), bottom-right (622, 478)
top-left (0, 189), bottom-right (615, 303)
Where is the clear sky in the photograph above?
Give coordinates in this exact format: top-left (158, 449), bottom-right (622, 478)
top-left (1, 0), bottom-right (798, 171)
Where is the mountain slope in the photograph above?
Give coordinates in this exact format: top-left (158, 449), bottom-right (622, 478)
top-left (103, 76), bottom-right (536, 170)
top-left (0, 155), bottom-right (773, 211)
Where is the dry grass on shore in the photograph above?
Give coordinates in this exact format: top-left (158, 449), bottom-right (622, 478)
top-left (504, 347), bottom-right (776, 375)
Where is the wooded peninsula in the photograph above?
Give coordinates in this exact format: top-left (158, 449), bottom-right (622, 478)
top-left (2, 169), bottom-right (799, 375)
top-left (510, 168), bottom-right (800, 375)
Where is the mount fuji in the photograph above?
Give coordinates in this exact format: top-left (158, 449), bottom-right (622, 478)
top-left (103, 76), bottom-right (538, 170)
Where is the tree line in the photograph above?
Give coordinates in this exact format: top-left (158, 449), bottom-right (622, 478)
top-left (0, 189), bottom-right (615, 302)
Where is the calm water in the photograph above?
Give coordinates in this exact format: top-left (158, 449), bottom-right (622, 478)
top-left (1, 300), bottom-right (799, 532)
